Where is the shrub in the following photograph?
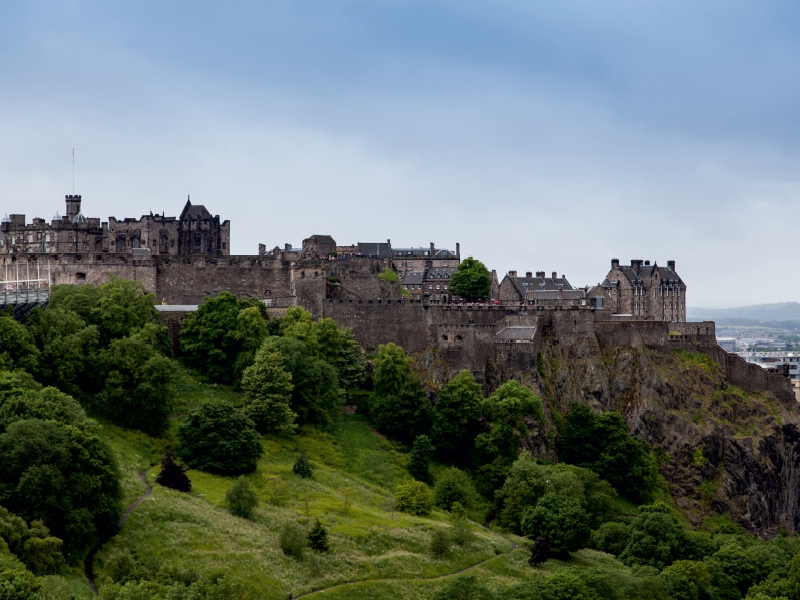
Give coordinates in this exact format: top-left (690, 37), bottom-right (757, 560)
top-left (279, 521), bottom-right (306, 559)
top-left (592, 521), bottom-right (630, 556)
top-left (378, 268), bottom-right (399, 282)
top-left (292, 449), bottom-right (313, 479)
top-left (430, 528), bottom-right (451, 559)
top-left (449, 502), bottom-right (474, 546)
top-left (307, 518), bottom-right (329, 553)
top-left (226, 476), bottom-right (259, 520)
top-left (396, 480), bottom-right (434, 516)
top-left (155, 451), bottom-right (191, 493)
top-left (618, 503), bottom-right (689, 570)
top-left (178, 402), bottom-right (263, 475)
top-left (429, 575), bottom-right (494, 600)
top-left (0, 315), bottom-right (40, 373)
top-left (528, 536), bottom-right (550, 565)
top-left (434, 467), bottom-right (476, 511)
top-left (407, 435), bottom-right (435, 484)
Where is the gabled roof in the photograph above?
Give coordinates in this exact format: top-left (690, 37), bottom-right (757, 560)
top-left (358, 242), bottom-right (392, 257)
top-left (306, 235), bottom-right (336, 245)
top-left (617, 263), bottom-right (683, 286)
top-left (426, 267), bottom-right (458, 278)
top-left (402, 271), bottom-right (425, 285)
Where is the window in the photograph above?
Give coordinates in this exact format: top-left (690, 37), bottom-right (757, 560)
top-left (27, 234), bottom-right (33, 242)
top-left (428, 284), bottom-right (433, 290)
top-left (45, 234), bottom-right (50, 242)
top-left (407, 261), bottom-right (412, 267)
top-left (444, 285), bottom-right (448, 290)
top-left (436, 284), bottom-right (441, 290)
top-left (442, 261), bottom-right (448, 266)
top-left (424, 251), bottom-right (429, 256)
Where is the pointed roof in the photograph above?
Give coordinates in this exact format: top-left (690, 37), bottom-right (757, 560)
top-left (180, 196), bottom-right (213, 220)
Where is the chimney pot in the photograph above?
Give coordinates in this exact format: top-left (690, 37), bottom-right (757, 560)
top-left (667, 260), bottom-right (676, 271)
top-left (611, 258), bottom-right (620, 269)
top-left (552, 271), bottom-right (557, 279)
top-left (526, 271), bottom-right (532, 278)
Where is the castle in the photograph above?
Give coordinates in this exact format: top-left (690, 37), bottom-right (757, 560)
top-left (3, 193), bottom-right (789, 400)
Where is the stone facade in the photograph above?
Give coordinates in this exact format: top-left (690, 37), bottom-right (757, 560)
top-left (603, 258), bottom-right (686, 322)
top-left (497, 270), bottom-right (574, 303)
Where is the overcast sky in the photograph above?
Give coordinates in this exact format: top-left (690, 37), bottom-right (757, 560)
top-left (1, 1), bottom-right (798, 308)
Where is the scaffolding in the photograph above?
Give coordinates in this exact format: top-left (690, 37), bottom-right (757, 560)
top-left (0, 261), bottom-right (51, 316)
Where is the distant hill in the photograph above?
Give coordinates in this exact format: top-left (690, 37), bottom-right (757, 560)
top-left (688, 302), bottom-right (800, 324)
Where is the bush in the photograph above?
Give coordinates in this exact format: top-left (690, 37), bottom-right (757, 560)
top-left (592, 521), bottom-right (630, 556)
top-left (307, 518), bottom-right (329, 553)
top-left (407, 435), bottom-right (435, 484)
top-left (396, 480), bottom-right (434, 516)
top-left (528, 536), bottom-right (550, 565)
top-left (434, 467), bottom-right (476, 511)
top-left (449, 502), bottom-right (474, 546)
top-left (430, 528), bottom-right (451, 559)
top-left (226, 477), bottom-right (259, 520)
top-left (178, 402), bottom-right (263, 475)
top-left (0, 315), bottom-right (40, 372)
top-left (618, 503), bottom-right (689, 570)
top-left (292, 449), bottom-right (313, 479)
top-left (155, 451), bottom-right (191, 492)
top-left (429, 575), bottom-right (495, 600)
top-left (279, 521), bottom-right (306, 559)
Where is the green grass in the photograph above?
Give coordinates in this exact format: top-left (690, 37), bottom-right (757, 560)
top-left (92, 414), bottom-right (522, 599)
top-left (378, 268), bottom-right (399, 283)
top-left (670, 349), bottom-right (718, 375)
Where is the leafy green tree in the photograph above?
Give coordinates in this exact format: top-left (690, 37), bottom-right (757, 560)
top-left (450, 257), bottom-right (492, 301)
top-left (482, 380), bottom-right (544, 431)
top-left (225, 476), bottom-right (259, 520)
top-left (90, 277), bottom-right (167, 349)
top-left (661, 560), bottom-right (712, 600)
top-left (95, 323), bottom-right (178, 436)
top-left (528, 536), bottom-right (550, 565)
top-left (430, 528), bottom-right (451, 559)
top-left (710, 542), bottom-right (780, 597)
top-left (179, 292), bottom-right (268, 384)
top-left (279, 521), bottom-right (306, 559)
top-left (521, 493), bottom-right (591, 555)
top-left (429, 574), bottom-right (495, 600)
top-left (559, 404), bottom-right (658, 501)
top-left (407, 435), bottom-right (435, 484)
top-left (240, 344), bottom-right (296, 435)
top-left (0, 315), bottom-right (39, 372)
top-left (25, 307), bottom-right (98, 395)
top-left (307, 518), bottom-right (329, 553)
top-left (155, 451), bottom-right (191, 493)
top-left (292, 449), bottom-right (313, 479)
top-left (0, 376), bottom-right (89, 433)
top-left (311, 317), bottom-right (365, 389)
top-left (279, 307), bottom-right (317, 350)
top-left (370, 343), bottom-right (432, 443)
top-left (0, 507), bottom-right (63, 575)
top-left (395, 480), bottom-right (434, 516)
top-left (263, 337), bottom-right (343, 429)
top-left (431, 371), bottom-right (483, 460)
top-left (0, 569), bottom-right (41, 599)
top-left (434, 468), bottom-right (476, 511)
top-left (592, 522), bottom-right (630, 556)
top-left (0, 419), bottom-right (122, 559)
top-left (618, 503), bottom-right (689, 570)
top-left (178, 402), bottom-right (263, 475)
top-left (449, 502), bottom-right (474, 546)
top-left (48, 283), bottom-right (100, 323)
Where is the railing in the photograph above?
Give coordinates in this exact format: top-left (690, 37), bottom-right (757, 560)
top-left (0, 261), bottom-right (52, 308)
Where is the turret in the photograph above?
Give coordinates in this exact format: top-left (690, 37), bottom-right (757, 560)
top-left (65, 195), bottom-right (81, 220)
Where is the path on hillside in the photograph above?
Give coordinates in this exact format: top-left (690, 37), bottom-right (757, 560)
top-left (293, 546), bottom-right (524, 599)
top-left (84, 470), bottom-right (152, 595)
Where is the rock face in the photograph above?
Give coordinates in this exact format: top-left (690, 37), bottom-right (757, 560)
top-left (535, 332), bottom-right (800, 536)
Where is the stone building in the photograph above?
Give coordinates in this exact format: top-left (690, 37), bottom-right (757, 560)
top-left (497, 271), bottom-right (574, 303)
top-left (603, 258), bottom-right (686, 322)
top-left (392, 243), bottom-right (460, 276)
top-left (1, 195), bottom-right (230, 257)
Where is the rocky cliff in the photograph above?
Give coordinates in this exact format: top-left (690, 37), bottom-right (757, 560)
top-left (535, 331), bottom-right (800, 536)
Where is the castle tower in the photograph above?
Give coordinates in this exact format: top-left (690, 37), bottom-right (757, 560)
top-left (65, 195), bottom-right (81, 221)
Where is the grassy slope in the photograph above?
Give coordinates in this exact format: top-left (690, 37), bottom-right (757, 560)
top-left (87, 371), bottom-right (645, 599)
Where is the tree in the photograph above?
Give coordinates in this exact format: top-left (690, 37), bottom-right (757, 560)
top-left (178, 402), bottom-right (263, 475)
top-left (293, 449), bottom-right (313, 479)
top-left (240, 344), bottom-right (296, 435)
top-left (179, 292), bottom-right (268, 384)
top-left (307, 518), bottom-right (329, 552)
top-left (94, 323), bottom-right (178, 436)
top-left (449, 502), bottom-right (474, 546)
top-left (226, 476), bottom-right (259, 519)
top-left (434, 468), bottom-right (476, 511)
top-left (155, 451), bottom-right (191, 493)
top-left (559, 404), bottom-right (657, 502)
top-left (661, 560), bottom-right (712, 600)
top-left (430, 528), bottom-right (451, 559)
top-left (521, 493), bottom-right (591, 555)
top-left (450, 257), bottom-right (491, 302)
top-left (370, 343), bottom-right (432, 443)
top-left (311, 318), bottom-right (365, 391)
top-left (528, 536), bottom-right (550, 565)
top-left (279, 521), bottom-right (306, 559)
top-left (90, 277), bottom-right (167, 349)
top-left (0, 507), bottom-right (63, 575)
top-left (481, 380), bottom-right (544, 431)
top-left (26, 307), bottom-right (98, 395)
top-left (407, 435), bottom-right (435, 484)
top-left (430, 371), bottom-right (483, 461)
top-left (618, 503), bottom-right (689, 570)
top-left (0, 377), bottom-right (89, 433)
top-left (0, 315), bottom-right (39, 372)
top-left (395, 480), bottom-right (434, 516)
top-left (0, 419), bottom-right (122, 559)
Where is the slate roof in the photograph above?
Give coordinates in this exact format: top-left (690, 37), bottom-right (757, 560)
top-left (618, 263), bottom-right (683, 286)
top-left (155, 305), bottom-right (199, 312)
top-left (512, 275), bottom-right (573, 294)
top-left (180, 199), bottom-right (213, 220)
top-left (426, 267), bottom-right (458, 279)
top-left (495, 326), bottom-right (537, 341)
top-left (358, 242), bottom-right (392, 257)
top-left (402, 271), bottom-right (425, 285)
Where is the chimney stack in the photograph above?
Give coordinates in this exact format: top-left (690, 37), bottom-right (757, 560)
top-left (456, 242), bottom-right (460, 255)
top-left (667, 260), bottom-right (676, 272)
top-left (552, 271), bottom-right (557, 279)
top-left (536, 271), bottom-right (545, 278)
top-left (611, 258), bottom-right (620, 269)
top-left (508, 270), bottom-right (517, 277)
top-left (526, 271), bottom-right (532, 278)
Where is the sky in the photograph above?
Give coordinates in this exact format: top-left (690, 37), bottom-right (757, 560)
top-left (1, 1), bottom-right (799, 308)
